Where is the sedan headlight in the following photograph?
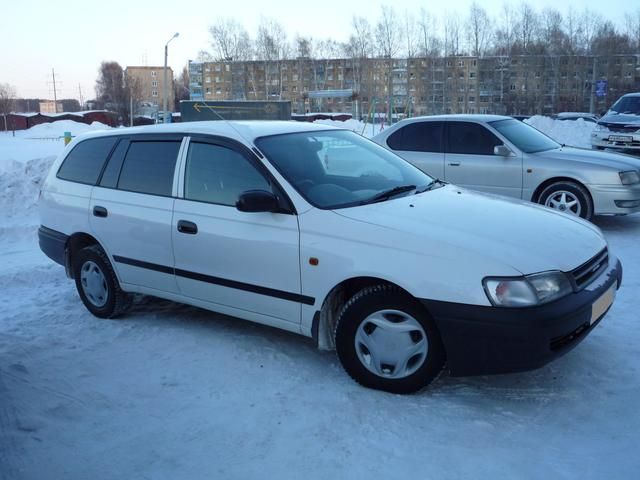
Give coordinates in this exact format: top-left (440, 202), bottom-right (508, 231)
top-left (594, 123), bottom-right (609, 132)
top-left (619, 170), bottom-right (640, 185)
top-left (483, 271), bottom-right (573, 307)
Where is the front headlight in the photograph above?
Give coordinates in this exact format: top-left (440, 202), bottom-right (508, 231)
top-left (594, 123), bottom-right (609, 132)
top-left (483, 271), bottom-right (573, 307)
top-left (619, 170), bottom-right (640, 185)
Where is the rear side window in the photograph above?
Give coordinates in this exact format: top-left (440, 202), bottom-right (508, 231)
top-left (184, 142), bottom-right (271, 206)
top-left (447, 122), bottom-right (502, 155)
top-left (386, 122), bottom-right (443, 153)
top-left (117, 141), bottom-right (181, 196)
top-left (57, 137), bottom-right (117, 184)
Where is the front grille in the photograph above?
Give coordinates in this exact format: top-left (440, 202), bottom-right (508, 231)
top-left (570, 247), bottom-right (608, 290)
top-left (601, 122), bottom-right (640, 134)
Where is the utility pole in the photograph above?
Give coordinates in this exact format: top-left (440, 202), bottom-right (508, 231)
top-left (52, 68), bottom-right (59, 112)
top-left (589, 56), bottom-right (597, 114)
top-left (78, 84), bottom-right (84, 110)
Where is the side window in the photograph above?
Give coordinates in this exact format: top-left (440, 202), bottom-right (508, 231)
top-left (117, 141), bottom-right (181, 196)
top-left (99, 139), bottom-right (129, 188)
top-left (184, 142), bottom-right (271, 206)
top-left (447, 122), bottom-right (502, 155)
top-left (387, 122), bottom-right (443, 153)
top-left (57, 137), bottom-right (117, 184)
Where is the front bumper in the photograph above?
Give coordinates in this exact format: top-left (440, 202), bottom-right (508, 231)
top-left (589, 183), bottom-right (640, 215)
top-left (591, 131), bottom-right (640, 151)
top-left (421, 257), bottom-right (622, 377)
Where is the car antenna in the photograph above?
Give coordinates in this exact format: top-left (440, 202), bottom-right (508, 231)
top-left (194, 100), bottom-right (267, 158)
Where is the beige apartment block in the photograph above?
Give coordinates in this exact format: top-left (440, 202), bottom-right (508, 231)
top-left (39, 101), bottom-right (64, 114)
top-left (125, 66), bottom-right (175, 112)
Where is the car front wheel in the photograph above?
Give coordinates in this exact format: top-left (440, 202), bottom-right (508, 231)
top-left (334, 285), bottom-right (445, 394)
top-left (538, 181), bottom-right (593, 220)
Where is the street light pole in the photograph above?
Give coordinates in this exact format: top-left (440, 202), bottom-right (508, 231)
top-left (163, 32), bottom-right (179, 123)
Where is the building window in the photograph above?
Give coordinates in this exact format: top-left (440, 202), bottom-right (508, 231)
top-left (152, 81), bottom-right (158, 87)
top-left (205, 76), bottom-right (211, 83)
top-left (225, 64), bottom-right (230, 72)
top-left (152, 90), bottom-right (158, 97)
top-left (206, 87), bottom-right (211, 94)
top-left (215, 65), bottom-right (221, 72)
top-left (151, 71), bottom-right (157, 77)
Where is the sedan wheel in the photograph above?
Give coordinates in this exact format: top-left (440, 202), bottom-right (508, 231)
top-left (538, 181), bottom-right (593, 221)
top-left (544, 190), bottom-right (582, 217)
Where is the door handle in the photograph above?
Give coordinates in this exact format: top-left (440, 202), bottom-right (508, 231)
top-left (93, 206), bottom-right (108, 217)
top-left (448, 162), bottom-right (461, 167)
top-left (177, 220), bottom-right (198, 235)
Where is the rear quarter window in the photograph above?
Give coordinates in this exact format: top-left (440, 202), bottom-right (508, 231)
top-left (56, 137), bottom-right (118, 185)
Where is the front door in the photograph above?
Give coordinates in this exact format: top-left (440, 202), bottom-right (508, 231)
top-left (172, 138), bottom-right (302, 324)
top-left (444, 121), bottom-right (523, 198)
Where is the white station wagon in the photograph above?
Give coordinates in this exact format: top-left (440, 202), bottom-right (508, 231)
top-left (39, 121), bottom-right (622, 393)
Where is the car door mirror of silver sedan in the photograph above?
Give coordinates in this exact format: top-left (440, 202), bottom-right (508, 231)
top-left (494, 145), bottom-right (514, 157)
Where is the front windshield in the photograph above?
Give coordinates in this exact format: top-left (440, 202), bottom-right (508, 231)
top-left (609, 96), bottom-right (640, 115)
top-left (490, 119), bottom-right (560, 153)
top-left (256, 130), bottom-right (433, 209)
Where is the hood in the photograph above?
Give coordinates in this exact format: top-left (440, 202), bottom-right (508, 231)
top-left (333, 185), bottom-right (606, 275)
top-left (598, 113), bottom-right (640, 127)
top-left (534, 146), bottom-right (640, 171)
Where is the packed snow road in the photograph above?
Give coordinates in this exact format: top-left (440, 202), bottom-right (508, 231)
top-left (1, 127), bottom-right (639, 479)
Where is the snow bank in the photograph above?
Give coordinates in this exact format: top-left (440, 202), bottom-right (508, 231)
top-left (525, 116), bottom-right (595, 148)
top-left (0, 157), bottom-right (53, 224)
top-left (21, 120), bottom-right (111, 139)
top-left (312, 118), bottom-right (383, 138)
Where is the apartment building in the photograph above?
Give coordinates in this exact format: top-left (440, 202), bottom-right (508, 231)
top-left (125, 66), bottom-right (175, 114)
top-left (188, 54), bottom-right (640, 117)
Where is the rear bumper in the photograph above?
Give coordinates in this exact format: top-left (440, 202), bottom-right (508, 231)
top-left (421, 257), bottom-right (622, 376)
top-left (38, 226), bottom-right (68, 266)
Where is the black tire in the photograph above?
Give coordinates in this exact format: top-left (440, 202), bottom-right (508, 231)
top-left (537, 181), bottom-right (593, 221)
top-left (334, 285), bottom-right (445, 394)
top-left (73, 245), bottom-right (131, 318)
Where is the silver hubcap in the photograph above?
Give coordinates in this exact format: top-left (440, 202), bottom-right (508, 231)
top-left (544, 191), bottom-right (581, 216)
top-left (354, 309), bottom-right (428, 379)
top-left (80, 261), bottom-right (108, 307)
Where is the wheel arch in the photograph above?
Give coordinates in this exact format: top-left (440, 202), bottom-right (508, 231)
top-left (531, 176), bottom-right (593, 205)
top-left (65, 232), bottom-right (103, 278)
top-left (312, 276), bottom-right (417, 351)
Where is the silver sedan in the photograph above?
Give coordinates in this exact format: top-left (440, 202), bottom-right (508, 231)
top-left (372, 114), bottom-right (640, 220)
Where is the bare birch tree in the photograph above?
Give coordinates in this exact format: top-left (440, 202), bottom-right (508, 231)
top-left (467, 2), bottom-right (492, 57)
top-left (0, 83), bottom-right (16, 132)
top-left (209, 18), bottom-right (252, 61)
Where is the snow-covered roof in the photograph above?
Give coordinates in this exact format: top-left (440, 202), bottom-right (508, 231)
top-left (75, 120), bottom-right (342, 143)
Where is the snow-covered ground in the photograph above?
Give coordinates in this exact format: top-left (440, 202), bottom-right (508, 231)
top-left (1, 121), bottom-right (639, 479)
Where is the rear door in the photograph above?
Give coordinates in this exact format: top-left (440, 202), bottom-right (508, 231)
top-left (384, 121), bottom-right (445, 178)
top-left (171, 137), bottom-right (302, 324)
top-left (90, 135), bottom-right (184, 293)
top-left (444, 121), bottom-right (523, 198)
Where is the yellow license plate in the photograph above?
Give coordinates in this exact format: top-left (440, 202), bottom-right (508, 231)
top-left (591, 284), bottom-right (616, 325)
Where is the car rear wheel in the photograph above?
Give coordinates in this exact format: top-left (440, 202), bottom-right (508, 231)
top-left (73, 245), bottom-right (131, 318)
top-left (334, 285), bottom-right (445, 394)
top-left (538, 181), bottom-right (593, 221)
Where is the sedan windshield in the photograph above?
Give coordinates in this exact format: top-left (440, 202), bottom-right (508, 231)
top-left (489, 119), bottom-right (561, 153)
top-left (609, 96), bottom-right (640, 115)
top-left (256, 130), bottom-right (433, 209)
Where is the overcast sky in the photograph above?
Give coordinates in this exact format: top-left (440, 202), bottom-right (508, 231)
top-left (3, 0), bottom-right (635, 102)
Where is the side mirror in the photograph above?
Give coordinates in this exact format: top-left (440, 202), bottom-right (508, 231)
top-left (236, 190), bottom-right (280, 213)
top-left (494, 145), bottom-right (513, 157)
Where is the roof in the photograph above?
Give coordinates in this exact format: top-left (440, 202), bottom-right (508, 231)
top-left (621, 92), bottom-right (640, 97)
top-left (74, 120), bottom-right (342, 143)
top-left (403, 114), bottom-right (512, 123)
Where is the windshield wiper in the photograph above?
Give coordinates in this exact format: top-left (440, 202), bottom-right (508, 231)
top-left (361, 184), bottom-right (416, 204)
top-left (416, 178), bottom-right (446, 193)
